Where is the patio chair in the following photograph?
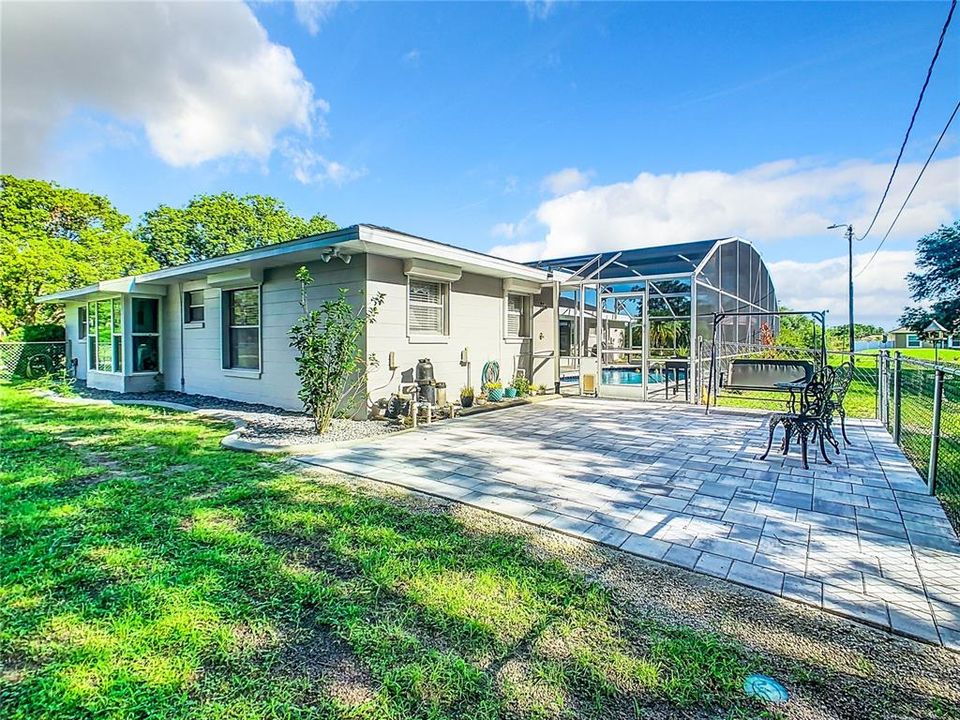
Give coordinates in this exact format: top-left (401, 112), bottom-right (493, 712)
top-left (820, 361), bottom-right (854, 451)
top-left (759, 365), bottom-right (836, 470)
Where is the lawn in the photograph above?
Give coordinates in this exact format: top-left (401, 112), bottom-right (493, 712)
top-left (0, 384), bottom-right (769, 719)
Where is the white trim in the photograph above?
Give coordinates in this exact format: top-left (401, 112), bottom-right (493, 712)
top-left (406, 276), bottom-right (449, 338)
top-left (223, 368), bottom-right (262, 379)
top-left (221, 286), bottom-right (263, 373)
top-left (403, 257), bottom-right (462, 283)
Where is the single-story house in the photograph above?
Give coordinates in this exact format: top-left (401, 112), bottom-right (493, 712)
top-left (38, 224), bottom-right (558, 410)
top-left (888, 323), bottom-right (960, 350)
top-left (38, 226), bottom-right (779, 408)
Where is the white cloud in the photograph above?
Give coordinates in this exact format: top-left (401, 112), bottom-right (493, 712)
top-left (283, 143), bottom-right (366, 186)
top-left (491, 156), bottom-right (960, 261)
top-left (1, 1), bottom-right (325, 173)
top-left (769, 250), bottom-right (916, 328)
top-left (525, 0), bottom-right (556, 20)
top-left (293, 0), bottom-right (339, 35)
top-left (541, 167), bottom-right (592, 196)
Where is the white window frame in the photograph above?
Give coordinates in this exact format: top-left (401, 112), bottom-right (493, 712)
top-left (78, 306), bottom-right (87, 340)
top-left (87, 297), bottom-right (123, 374)
top-left (184, 290), bottom-right (205, 325)
top-left (907, 334), bottom-right (921, 348)
top-left (221, 286), bottom-right (262, 375)
top-left (407, 277), bottom-right (449, 341)
top-left (505, 292), bottom-right (532, 340)
top-left (131, 296), bottom-right (162, 375)
top-left (950, 335), bottom-right (960, 349)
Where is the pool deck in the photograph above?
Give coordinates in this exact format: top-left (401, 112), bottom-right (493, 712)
top-left (295, 396), bottom-right (960, 650)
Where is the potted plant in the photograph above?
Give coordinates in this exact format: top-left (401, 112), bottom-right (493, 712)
top-left (511, 375), bottom-right (530, 397)
top-left (460, 385), bottom-right (475, 408)
top-left (504, 385), bottom-right (518, 398)
top-left (485, 380), bottom-right (504, 402)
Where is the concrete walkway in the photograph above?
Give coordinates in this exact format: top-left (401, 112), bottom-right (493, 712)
top-left (295, 397), bottom-right (960, 650)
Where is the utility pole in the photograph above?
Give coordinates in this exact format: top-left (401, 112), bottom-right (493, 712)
top-left (828, 223), bottom-right (855, 356)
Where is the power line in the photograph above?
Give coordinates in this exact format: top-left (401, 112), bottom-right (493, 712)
top-left (855, 97), bottom-right (960, 278)
top-left (857, 0), bottom-right (956, 242)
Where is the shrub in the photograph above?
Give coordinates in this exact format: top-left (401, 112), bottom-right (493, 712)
top-left (289, 267), bottom-right (385, 433)
top-left (512, 374), bottom-right (531, 395)
top-left (6, 324), bottom-right (65, 342)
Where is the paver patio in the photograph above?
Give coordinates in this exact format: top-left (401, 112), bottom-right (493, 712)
top-left (295, 396), bottom-right (960, 650)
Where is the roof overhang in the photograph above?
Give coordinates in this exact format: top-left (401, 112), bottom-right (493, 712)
top-left (37, 278), bottom-right (168, 303)
top-left (37, 224), bottom-right (550, 303)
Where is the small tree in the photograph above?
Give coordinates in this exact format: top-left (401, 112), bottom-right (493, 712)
top-left (289, 266), bottom-right (385, 433)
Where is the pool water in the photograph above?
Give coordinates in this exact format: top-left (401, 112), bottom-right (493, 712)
top-left (602, 369), bottom-right (664, 385)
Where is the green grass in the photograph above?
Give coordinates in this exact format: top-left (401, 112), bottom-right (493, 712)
top-left (0, 385), bottom-right (767, 719)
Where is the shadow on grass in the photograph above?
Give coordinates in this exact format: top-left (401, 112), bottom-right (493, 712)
top-left (1, 387), bottom-right (957, 719)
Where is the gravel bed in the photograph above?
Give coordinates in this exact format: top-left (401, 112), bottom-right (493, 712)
top-left (68, 383), bottom-right (403, 447)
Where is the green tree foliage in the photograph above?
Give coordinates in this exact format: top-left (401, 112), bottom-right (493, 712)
top-left (289, 267), bottom-right (385, 433)
top-left (774, 309), bottom-right (817, 349)
top-left (0, 176), bottom-right (158, 333)
top-left (138, 193), bottom-right (337, 267)
top-left (899, 220), bottom-right (960, 333)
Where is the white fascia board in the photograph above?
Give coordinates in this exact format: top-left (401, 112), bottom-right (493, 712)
top-left (358, 225), bottom-right (549, 282)
top-left (133, 227), bottom-right (360, 284)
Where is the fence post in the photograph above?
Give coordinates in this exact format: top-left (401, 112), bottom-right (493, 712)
top-left (893, 351), bottom-right (902, 445)
top-left (876, 351), bottom-right (884, 422)
top-left (927, 369), bottom-right (945, 495)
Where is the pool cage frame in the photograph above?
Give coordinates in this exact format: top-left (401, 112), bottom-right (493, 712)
top-left (533, 237), bottom-right (779, 403)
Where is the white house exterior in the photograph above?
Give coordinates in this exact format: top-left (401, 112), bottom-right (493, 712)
top-left (39, 225), bottom-right (558, 410)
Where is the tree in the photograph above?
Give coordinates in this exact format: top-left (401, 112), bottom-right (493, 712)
top-left (775, 309), bottom-right (817, 349)
top-left (0, 176), bottom-right (158, 333)
top-left (138, 193), bottom-right (337, 267)
top-left (289, 267), bottom-right (385, 433)
top-left (899, 220), bottom-right (960, 333)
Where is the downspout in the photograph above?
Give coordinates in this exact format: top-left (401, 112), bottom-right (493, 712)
top-left (178, 282), bottom-right (185, 392)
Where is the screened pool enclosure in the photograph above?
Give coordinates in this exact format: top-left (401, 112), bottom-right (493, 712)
top-left (530, 237), bottom-right (778, 402)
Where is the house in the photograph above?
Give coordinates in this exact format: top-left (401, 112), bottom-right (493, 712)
top-left (38, 225), bottom-right (558, 409)
top-left (38, 227), bottom-right (779, 408)
top-left (888, 322), bottom-right (960, 349)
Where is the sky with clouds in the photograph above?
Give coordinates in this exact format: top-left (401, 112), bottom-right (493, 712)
top-left (2, 0), bottom-right (958, 327)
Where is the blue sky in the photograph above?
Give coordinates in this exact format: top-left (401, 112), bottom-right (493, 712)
top-left (2, 1), bottom-right (958, 326)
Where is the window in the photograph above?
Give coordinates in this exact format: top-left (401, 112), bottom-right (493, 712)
top-left (78, 306), bottom-right (87, 340)
top-left (506, 293), bottom-right (530, 338)
top-left (408, 279), bottom-right (447, 336)
top-left (951, 335), bottom-right (960, 349)
top-left (907, 334), bottom-right (921, 348)
top-left (132, 298), bottom-right (160, 373)
top-left (225, 288), bottom-right (260, 370)
top-left (184, 290), bottom-right (205, 323)
top-left (87, 298), bottom-right (122, 372)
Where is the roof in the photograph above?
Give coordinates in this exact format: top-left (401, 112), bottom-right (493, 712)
top-left (38, 224), bottom-right (549, 303)
top-left (528, 237), bottom-right (735, 280)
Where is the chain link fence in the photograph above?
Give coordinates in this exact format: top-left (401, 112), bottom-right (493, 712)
top-left (880, 354), bottom-right (960, 530)
top-left (0, 341), bottom-right (68, 381)
top-left (696, 342), bottom-right (960, 531)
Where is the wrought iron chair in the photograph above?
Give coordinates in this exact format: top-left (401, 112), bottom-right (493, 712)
top-left (820, 361), bottom-right (854, 452)
top-left (760, 365), bottom-right (836, 470)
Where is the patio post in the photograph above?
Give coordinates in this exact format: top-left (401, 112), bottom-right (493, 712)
top-left (893, 351), bottom-right (902, 445)
top-left (927, 368), bottom-right (945, 495)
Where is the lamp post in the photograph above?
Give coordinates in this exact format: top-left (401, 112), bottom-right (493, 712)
top-left (828, 223), bottom-right (855, 356)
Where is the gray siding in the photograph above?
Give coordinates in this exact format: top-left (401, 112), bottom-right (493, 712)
top-left (365, 255), bottom-right (556, 401)
top-left (161, 256), bottom-right (366, 410)
top-left (64, 301), bottom-right (87, 380)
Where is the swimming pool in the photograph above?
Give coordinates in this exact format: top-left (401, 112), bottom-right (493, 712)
top-left (602, 369), bottom-right (663, 385)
